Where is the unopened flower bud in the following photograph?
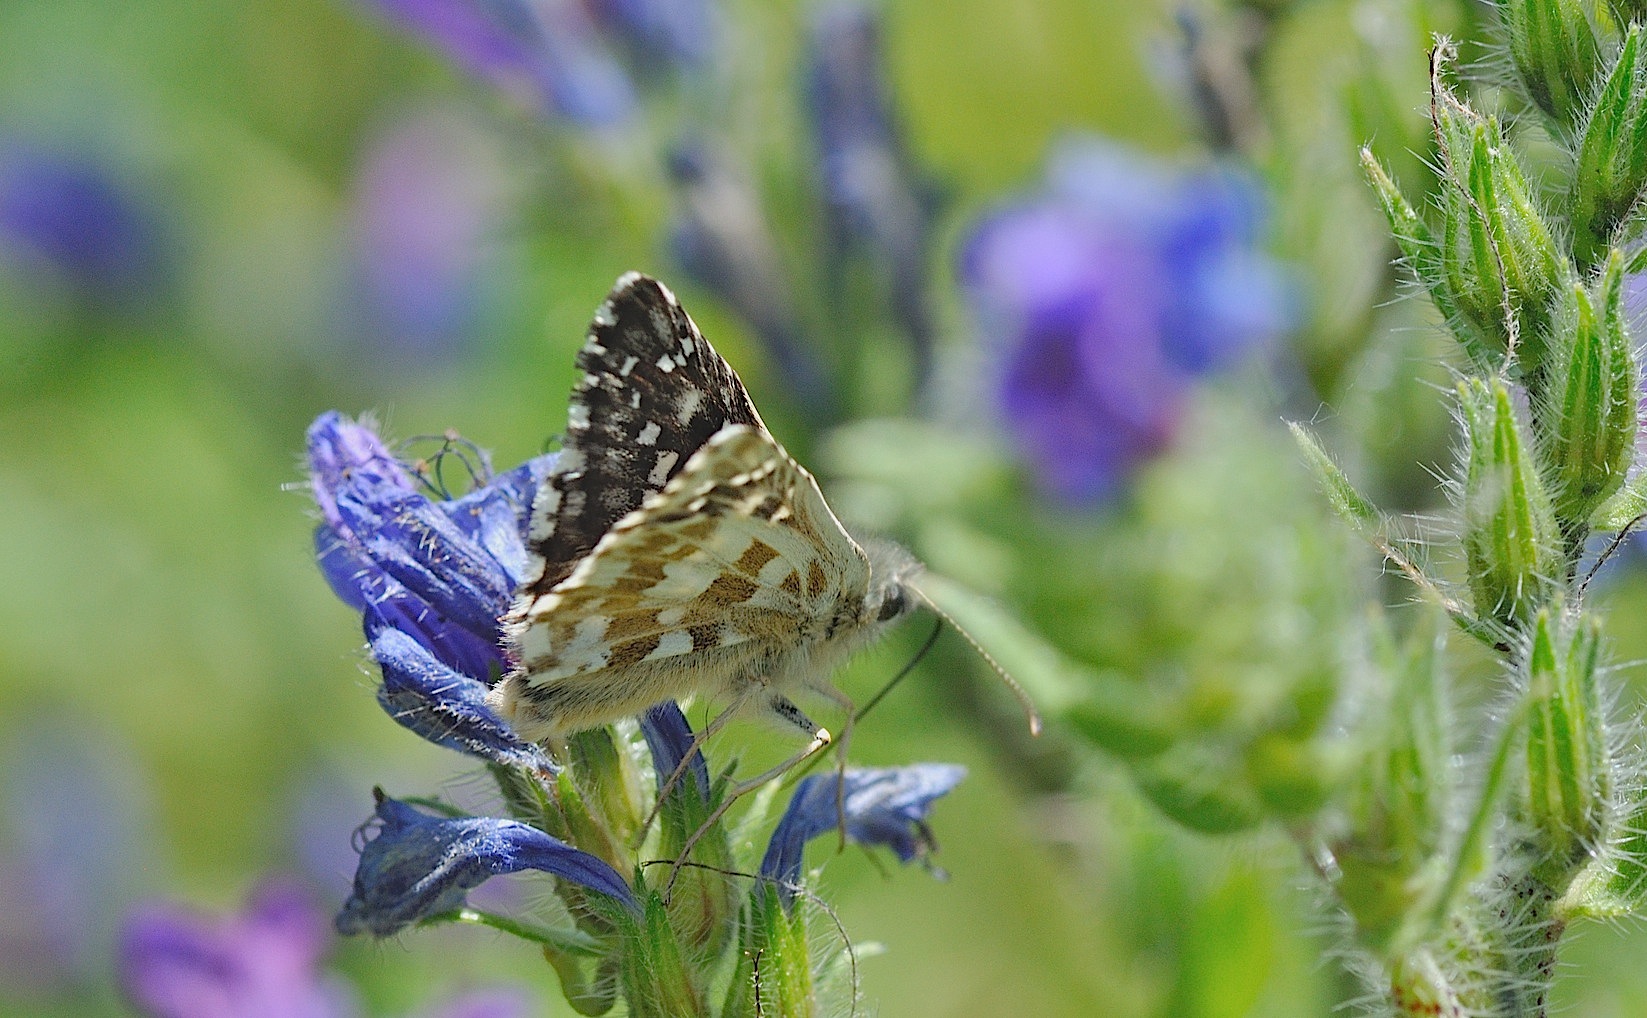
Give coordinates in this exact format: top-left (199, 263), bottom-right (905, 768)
top-left (1571, 26), bottom-right (1647, 267)
top-left (1500, 0), bottom-right (1601, 131)
top-left (1538, 252), bottom-right (1639, 532)
top-left (1459, 378), bottom-right (1562, 631)
top-left (1523, 611), bottom-right (1611, 884)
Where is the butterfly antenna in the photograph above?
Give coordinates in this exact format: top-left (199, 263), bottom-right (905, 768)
top-left (907, 581), bottom-right (1043, 736)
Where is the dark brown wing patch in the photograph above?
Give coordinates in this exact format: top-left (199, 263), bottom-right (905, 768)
top-left (524, 273), bottom-right (765, 591)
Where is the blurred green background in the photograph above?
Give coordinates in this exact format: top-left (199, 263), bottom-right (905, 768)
top-left (6, 0), bottom-right (1647, 1015)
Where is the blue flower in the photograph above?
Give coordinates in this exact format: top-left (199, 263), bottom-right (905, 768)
top-left (0, 141), bottom-right (173, 309)
top-left (368, 611), bottom-right (557, 774)
top-left (639, 701), bottom-right (710, 804)
top-left (337, 791), bottom-right (638, 937)
top-left (959, 136), bottom-right (1295, 504)
top-left (361, 0), bottom-right (637, 127)
top-left (306, 412), bottom-right (555, 762)
top-left (760, 764), bottom-right (966, 906)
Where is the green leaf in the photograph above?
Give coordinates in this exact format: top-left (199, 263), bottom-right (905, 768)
top-left (1288, 422), bottom-right (1380, 528)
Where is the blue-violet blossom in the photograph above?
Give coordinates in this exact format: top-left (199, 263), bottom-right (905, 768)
top-left (959, 136), bottom-right (1294, 503)
top-left (760, 764), bottom-right (966, 906)
top-left (336, 791), bottom-right (638, 937)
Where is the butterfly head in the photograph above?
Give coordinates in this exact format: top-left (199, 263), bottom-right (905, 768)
top-left (861, 537), bottom-right (922, 631)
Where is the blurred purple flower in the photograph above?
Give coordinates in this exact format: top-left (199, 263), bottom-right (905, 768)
top-left (362, 0), bottom-right (636, 126)
top-left (345, 110), bottom-right (515, 362)
top-left (584, 0), bottom-right (718, 72)
top-left (759, 764), bottom-right (965, 907)
top-left (120, 879), bottom-right (537, 1018)
top-left (960, 136), bottom-right (1295, 503)
top-left (804, 3), bottom-right (937, 386)
top-left (0, 142), bottom-right (173, 308)
top-left (336, 791), bottom-right (637, 937)
top-left (307, 412), bottom-right (556, 767)
top-left (668, 142), bottom-right (835, 424)
top-left (120, 880), bottom-right (354, 1018)
top-left (0, 716), bottom-right (156, 997)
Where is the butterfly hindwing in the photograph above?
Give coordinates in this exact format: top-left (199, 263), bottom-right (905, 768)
top-left (510, 425), bottom-right (871, 686)
top-left (524, 273), bottom-right (765, 591)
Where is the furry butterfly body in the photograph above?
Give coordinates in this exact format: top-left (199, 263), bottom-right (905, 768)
top-left (490, 273), bottom-right (917, 750)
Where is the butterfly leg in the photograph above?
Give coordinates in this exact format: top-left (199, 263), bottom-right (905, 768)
top-left (663, 695), bottom-right (832, 900)
top-left (803, 681), bottom-right (856, 852)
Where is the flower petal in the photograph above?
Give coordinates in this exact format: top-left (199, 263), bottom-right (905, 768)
top-left (307, 412), bottom-right (415, 533)
top-left (337, 793), bottom-right (637, 937)
top-left (368, 614), bottom-right (555, 773)
top-left (760, 764), bottom-right (966, 904)
top-left (639, 702), bottom-right (709, 803)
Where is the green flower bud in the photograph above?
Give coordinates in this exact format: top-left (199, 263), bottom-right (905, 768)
top-left (1538, 252), bottom-right (1639, 533)
top-left (1459, 378), bottom-right (1563, 631)
top-left (619, 893), bottom-right (711, 1018)
top-left (1572, 27), bottom-right (1647, 268)
top-left (1522, 611), bottom-right (1611, 884)
top-left (1333, 618), bottom-right (1452, 956)
top-left (1437, 113), bottom-right (1570, 380)
top-left (1500, 0), bottom-right (1602, 130)
top-left (724, 888), bottom-right (815, 1018)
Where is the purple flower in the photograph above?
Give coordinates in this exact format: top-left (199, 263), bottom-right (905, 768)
top-left (0, 142), bottom-right (173, 308)
top-left (307, 412), bottom-right (555, 764)
top-left (759, 764), bottom-right (966, 907)
top-left (120, 880), bottom-right (355, 1018)
top-left (120, 879), bottom-right (538, 1018)
top-left (960, 136), bottom-right (1295, 504)
top-left (361, 0), bottom-right (636, 126)
top-left (803, 3), bottom-right (936, 384)
top-left (344, 110), bottom-right (516, 362)
top-left (337, 791), bottom-right (637, 937)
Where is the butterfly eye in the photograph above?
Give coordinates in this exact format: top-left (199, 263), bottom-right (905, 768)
top-left (876, 584), bottom-right (908, 622)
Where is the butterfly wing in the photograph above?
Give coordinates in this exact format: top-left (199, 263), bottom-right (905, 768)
top-left (524, 272), bottom-right (765, 592)
top-left (496, 426), bottom-right (871, 740)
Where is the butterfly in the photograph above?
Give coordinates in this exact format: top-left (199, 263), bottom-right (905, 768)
top-left (490, 272), bottom-right (1037, 780)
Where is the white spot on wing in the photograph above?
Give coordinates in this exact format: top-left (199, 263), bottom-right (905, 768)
top-left (648, 450), bottom-right (680, 486)
top-left (657, 353), bottom-right (676, 373)
top-left (619, 355), bottom-right (639, 376)
top-left (675, 387), bottom-right (703, 423)
top-left (648, 629), bottom-right (693, 660)
top-left (637, 421), bottom-right (661, 446)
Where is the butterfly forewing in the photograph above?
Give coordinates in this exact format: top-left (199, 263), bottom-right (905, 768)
top-left (511, 425), bottom-right (870, 685)
top-left (525, 272), bottom-right (764, 591)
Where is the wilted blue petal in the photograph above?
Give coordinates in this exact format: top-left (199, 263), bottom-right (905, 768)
top-left (760, 765), bottom-right (966, 905)
top-left (333, 478), bottom-right (516, 641)
top-left (119, 880), bottom-right (352, 1018)
top-left (364, 0), bottom-right (637, 126)
top-left (307, 412), bottom-right (415, 533)
top-left (639, 702), bottom-right (709, 803)
top-left (337, 793), bottom-right (636, 937)
top-left (438, 453), bottom-right (555, 589)
top-left (368, 613), bottom-right (556, 773)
